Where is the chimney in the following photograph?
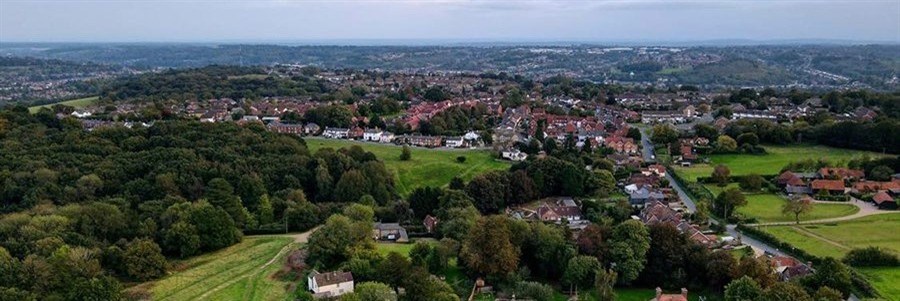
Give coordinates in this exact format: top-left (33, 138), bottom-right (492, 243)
top-left (681, 288), bottom-right (688, 298)
top-left (655, 287), bottom-right (662, 299)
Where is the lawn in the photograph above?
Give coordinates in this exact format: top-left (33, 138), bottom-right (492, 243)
top-left (704, 184), bottom-right (859, 223)
top-left (135, 236), bottom-right (296, 301)
top-left (375, 242), bottom-right (417, 257)
top-left (305, 137), bottom-right (511, 196)
top-left (673, 144), bottom-right (886, 182)
top-left (858, 267), bottom-right (900, 301)
top-left (760, 214), bottom-right (900, 259)
top-left (28, 96), bottom-right (100, 113)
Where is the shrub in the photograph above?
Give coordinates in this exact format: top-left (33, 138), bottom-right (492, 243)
top-left (456, 156), bottom-right (466, 163)
top-left (514, 281), bottom-right (555, 301)
top-left (843, 247), bottom-right (900, 267)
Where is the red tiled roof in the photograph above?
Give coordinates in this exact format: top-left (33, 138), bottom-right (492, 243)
top-left (819, 168), bottom-right (865, 179)
top-left (811, 179), bottom-right (845, 191)
top-left (873, 191), bottom-right (895, 205)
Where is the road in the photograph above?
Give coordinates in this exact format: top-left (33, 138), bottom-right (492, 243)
top-left (639, 126), bottom-right (788, 257)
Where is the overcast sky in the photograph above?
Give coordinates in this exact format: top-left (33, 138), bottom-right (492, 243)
top-left (1, 0), bottom-right (898, 44)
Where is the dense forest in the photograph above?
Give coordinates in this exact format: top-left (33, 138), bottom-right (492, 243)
top-left (0, 106), bottom-right (396, 299)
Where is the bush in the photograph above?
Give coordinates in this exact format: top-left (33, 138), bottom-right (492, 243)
top-left (514, 281), bottom-right (555, 301)
top-left (456, 156), bottom-right (466, 163)
top-left (843, 247), bottom-right (900, 267)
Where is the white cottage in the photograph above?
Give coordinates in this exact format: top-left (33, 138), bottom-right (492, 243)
top-left (308, 271), bottom-right (354, 298)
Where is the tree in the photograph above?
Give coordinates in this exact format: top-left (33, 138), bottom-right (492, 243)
top-left (163, 221), bottom-right (200, 258)
top-left (460, 216), bottom-right (519, 277)
top-left (506, 170), bottom-right (538, 205)
top-left (640, 224), bottom-right (690, 288)
top-left (343, 204), bottom-right (375, 222)
top-left (651, 124), bottom-right (679, 146)
top-left (123, 238), bottom-right (167, 281)
top-left (315, 163), bottom-right (334, 202)
top-left (409, 241), bottom-right (432, 267)
top-left (576, 223), bottom-right (608, 259)
top-left (523, 222), bottom-right (575, 279)
top-left (594, 268), bottom-right (617, 301)
top-left (869, 165), bottom-right (893, 181)
top-left (465, 171), bottom-right (508, 214)
top-left (734, 256), bottom-right (776, 288)
top-left (801, 258), bottom-right (852, 296)
top-left (813, 287), bottom-right (843, 301)
top-left (376, 252), bottom-right (412, 289)
top-left (188, 201), bottom-right (240, 251)
top-left (736, 133), bottom-right (760, 146)
top-left (711, 164), bottom-right (731, 186)
top-left (782, 197), bottom-right (814, 224)
top-left (705, 249), bottom-right (737, 289)
top-left (716, 135), bottom-right (738, 153)
top-left (694, 124), bottom-right (719, 140)
top-left (607, 220), bottom-right (650, 284)
top-left (591, 169), bottom-right (617, 197)
top-left (562, 255), bottom-right (601, 290)
top-left (715, 188), bottom-right (746, 220)
top-left (205, 178), bottom-right (248, 228)
top-left (257, 194), bottom-right (274, 225)
top-left (307, 214), bottom-right (373, 268)
top-left (515, 281), bottom-right (555, 301)
top-left (353, 282), bottom-right (397, 301)
top-left (334, 169), bottom-right (367, 203)
top-left (761, 282), bottom-right (811, 301)
top-left (400, 145), bottom-right (412, 161)
top-left (408, 186), bottom-right (443, 219)
top-left (739, 174), bottom-right (764, 191)
top-left (724, 276), bottom-right (762, 301)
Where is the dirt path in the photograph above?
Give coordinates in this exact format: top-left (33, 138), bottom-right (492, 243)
top-left (790, 225), bottom-right (851, 250)
top-left (195, 227), bottom-right (318, 300)
top-left (749, 198), bottom-right (900, 226)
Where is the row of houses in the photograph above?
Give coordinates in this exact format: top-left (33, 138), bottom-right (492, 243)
top-left (777, 168), bottom-right (899, 209)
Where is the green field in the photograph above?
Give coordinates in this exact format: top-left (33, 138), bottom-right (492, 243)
top-left (305, 138), bottom-right (511, 195)
top-left (704, 184), bottom-right (859, 223)
top-left (136, 236), bottom-right (296, 301)
top-left (673, 144), bottom-right (886, 181)
top-left (760, 214), bottom-right (900, 259)
top-left (375, 242), bottom-right (417, 257)
top-left (858, 267), bottom-right (900, 300)
top-left (28, 96), bottom-right (100, 113)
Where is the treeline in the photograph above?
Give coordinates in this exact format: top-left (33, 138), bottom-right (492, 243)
top-left (716, 118), bottom-right (898, 154)
top-left (99, 65), bottom-right (330, 102)
top-left (0, 107), bottom-right (397, 299)
top-left (419, 104), bottom-right (496, 136)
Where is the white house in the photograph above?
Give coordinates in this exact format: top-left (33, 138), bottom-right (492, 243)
top-left (363, 129), bottom-right (383, 141)
top-left (501, 149), bottom-right (528, 161)
top-left (308, 271), bottom-right (354, 298)
top-left (323, 127), bottom-right (350, 139)
top-left (379, 131), bottom-right (395, 144)
top-left (71, 111), bottom-right (92, 118)
top-left (444, 136), bottom-right (465, 148)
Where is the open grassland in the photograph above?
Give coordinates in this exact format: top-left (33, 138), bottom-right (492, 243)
top-left (141, 236), bottom-right (295, 301)
top-left (28, 96), bottom-right (99, 113)
top-left (704, 184), bottom-right (859, 223)
top-left (760, 214), bottom-right (900, 259)
top-left (673, 144), bottom-right (887, 181)
top-left (305, 138), bottom-right (511, 195)
top-left (858, 267), bottom-right (900, 301)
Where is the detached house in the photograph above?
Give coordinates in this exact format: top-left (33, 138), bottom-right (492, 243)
top-left (810, 179), bottom-right (846, 194)
top-left (308, 271), bottom-right (354, 298)
top-left (372, 223), bottom-right (409, 242)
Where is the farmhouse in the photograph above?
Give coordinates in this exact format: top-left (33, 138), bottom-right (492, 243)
top-left (308, 271), bottom-right (354, 298)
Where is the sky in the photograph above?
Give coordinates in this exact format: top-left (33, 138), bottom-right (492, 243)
top-left (1, 0), bottom-right (898, 44)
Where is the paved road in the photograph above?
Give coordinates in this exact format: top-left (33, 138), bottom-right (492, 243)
top-left (725, 224), bottom-right (788, 257)
top-left (637, 126), bottom-right (655, 162)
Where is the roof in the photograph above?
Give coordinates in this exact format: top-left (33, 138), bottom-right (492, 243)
top-left (873, 191), bottom-right (895, 204)
top-left (811, 179), bottom-right (845, 191)
top-left (311, 271), bottom-right (353, 287)
top-left (819, 168), bottom-right (865, 179)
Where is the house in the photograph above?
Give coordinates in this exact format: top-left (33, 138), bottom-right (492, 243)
top-left (372, 222), bottom-right (409, 242)
top-left (852, 180), bottom-right (900, 194)
top-left (304, 123), bottom-right (321, 135)
top-left (363, 129), bottom-right (383, 141)
top-left (266, 122), bottom-right (305, 135)
top-left (535, 198), bottom-right (583, 222)
top-left (629, 187), bottom-right (666, 206)
top-left (379, 131), bottom-right (395, 144)
top-left (650, 287), bottom-right (688, 301)
top-left (444, 136), bottom-right (465, 148)
top-left (810, 179), bottom-right (846, 194)
top-left (501, 149), bottom-right (528, 161)
top-left (423, 215), bottom-right (439, 233)
top-left (323, 127), bottom-right (350, 139)
top-left (641, 164), bottom-right (666, 177)
top-left (767, 256), bottom-right (813, 281)
top-left (308, 271), bottom-right (354, 298)
top-left (818, 168), bottom-right (865, 181)
top-left (348, 127), bottom-right (365, 139)
top-left (405, 135), bottom-right (443, 148)
top-left (873, 191), bottom-right (897, 210)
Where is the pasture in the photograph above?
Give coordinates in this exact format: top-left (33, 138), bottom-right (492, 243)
top-left (137, 236), bottom-right (295, 301)
top-left (858, 267), bottom-right (900, 300)
top-left (673, 144), bottom-right (886, 181)
top-left (704, 184), bottom-right (859, 223)
top-left (305, 137), bottom-right (511, 195)
top-left (760, 214), bottom-right (900, 259)
top-left (28, 96), bottom-right (100, 113)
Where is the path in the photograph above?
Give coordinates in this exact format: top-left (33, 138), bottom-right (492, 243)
top-left (195, 227), bottom-right (318, 300)
top-left (748, 197), bottom-right (900, 226)
top-left (637, 126), bottom-right (656, 162)
top-left (790, 226), bottom-right (851, 250)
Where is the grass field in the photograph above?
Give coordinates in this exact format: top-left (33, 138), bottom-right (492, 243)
top-left (305, 138), bottom-right (511, 195)
top-left (137, 236), bottom-right (295, 301)
top-left (673, 144), bottom-right (886, 181)
top-left (375, 242), bottom-right (417, 257)
top-left (858, 267), bottom-right (900, 300)
top-left (760, 214), bottom-right (900, 259)
top-left (28, 96), bottom-right (99, 113)
top-left (704, 184), bottom-right (859, 223)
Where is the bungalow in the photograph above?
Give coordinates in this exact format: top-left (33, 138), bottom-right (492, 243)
top-left (308, 271), bottom-right (354, 298)
top-left (323, 127), bottom-right (350, 139)
top-left (810, 179), bottom-right (846, 194)
top-left (372, 223), bottom-right (409, 242)
top-left (873, 191), bottom-right (897, 210)
top-left (363, 129), bottom-right (383, 141)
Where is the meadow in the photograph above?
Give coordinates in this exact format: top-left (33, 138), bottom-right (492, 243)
top-left (704, 184), bottom-right (859, 223)
top-left (858, 268), bottom-right (900, 301)
top-left (28, 96), bottom-right (100, 113)
top-left (134, 236), bottom-right (296, 301)
top-left (673, 144), bottom-right (886, 181)
top-left (759, 214), bottom-right (900, 259)
top-left (305, 137), bottom-right (511, 195)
